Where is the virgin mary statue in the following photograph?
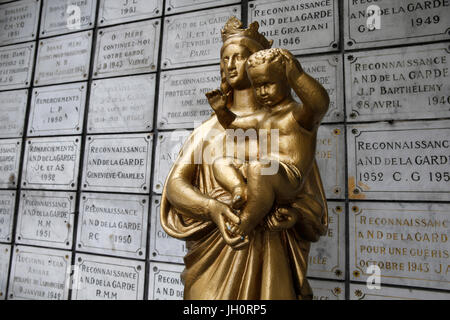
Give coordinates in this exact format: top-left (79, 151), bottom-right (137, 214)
top-left (160, 17), bottom-right (329, 300)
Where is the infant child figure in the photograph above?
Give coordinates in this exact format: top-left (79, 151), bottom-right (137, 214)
top-left (206, 48), bottom-right (320, 237)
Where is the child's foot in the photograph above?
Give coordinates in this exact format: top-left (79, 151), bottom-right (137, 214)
top-left (229, 213), bottom-right (258, 237)
top-left (231, 186), bottom-right (247, 210)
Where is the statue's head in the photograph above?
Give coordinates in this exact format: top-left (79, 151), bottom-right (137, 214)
top-left (220, 17), bottom-right (272, 93)
top-left (246, 48), bottom-right (291, 108)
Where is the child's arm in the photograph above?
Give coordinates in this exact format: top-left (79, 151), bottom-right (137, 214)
top-left (280, 49), bottom-right (329, 131)
top-left (205, 89), bottom-right (259, 130)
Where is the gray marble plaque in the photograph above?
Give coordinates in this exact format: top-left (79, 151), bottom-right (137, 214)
top-left (148, 262), bottom-right (184, 300)
top-left (316, 125), bottom-right (345, 199)
top-left (350, 202), bottom-right (450, 290)
top-left (344, 0), bottom-right (450, 50)
top-left (248, 0), bottom-right (339, 55)
top-left (77, 192), bottom-right (148, 259)
top-left (0, 89), bottom-right (27, 138)
top-left (308, 201), bottom-right (345, 280)
top-left (299, 54), bottom-right (344, 123)
top-left (35, 31), bottom-right (92, 86)
top-left (150, 196), bottom-right (187, 264)
top-left (153, 130), bottom-right (192, 193)
top-left (0, 244), bottom-right (11, 300)
top-left (22, 136), bottom-right (81, 191)
top-left (157, 65), bottom-right (219, 129)
top-left (93, 19), bottom-right (160, 78)
top-left (0, 138), bottom-right (21, 189)
top-left (350, 283), bottom-right (450, 300)
top-left (8, 246), bottom-right (71, 300)
top-left (88, 74), bottom-right (156, 133)
top-left (73, 253), bottom-right (145, 300)
top-left (347, 120), bottom-right (450, 201)
top-left (82, 134), bottom-right (153, 194)
top-left (346, 43), bottom-right (450, 122)
top-left (0, 42), bottom-right (35, 91)
top-left (165, 0), bottom-right (239, 14)
top-left (309, 279), bottom-right (345, 300)
top-left (40, 0), bottom-right (97, 37)
top-left (98, 0), bottom-right (163, 26)
top-left (29, 82), bottom-right (87, 136)
top-left (0, 0), bottom-right (40, 45)
top-left (161, 6), bottom-right (241, 69)
top-left (16, 191), bottom-right (75, 249)
top-left (0, 191), bottom-right (15, 243)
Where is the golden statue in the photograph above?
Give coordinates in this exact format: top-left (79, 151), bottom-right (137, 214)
top-left (161, 17), bottom-right (329, 300)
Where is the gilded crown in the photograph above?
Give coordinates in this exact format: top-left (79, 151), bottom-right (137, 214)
top-left (221, 17), bottom-right (273, 49)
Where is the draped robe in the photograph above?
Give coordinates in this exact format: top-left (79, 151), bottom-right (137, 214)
top-left (161, 115), bottom-right (328, 300)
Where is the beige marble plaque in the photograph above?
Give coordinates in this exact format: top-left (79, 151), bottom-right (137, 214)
top-left (308, 201), bottom-right (345, 280)
top-left (350, 202), bottom-right (450, 290)
top-left (316, 125), bottom-right (345, 199)
top-left (148, 262), bottom-right (184, 300)
top-left (8, 246), bottom-right (71, 300)
top-left (348, 120), bottom-right (450, 201)
top-left (309, 279), bottom-right (345, 300)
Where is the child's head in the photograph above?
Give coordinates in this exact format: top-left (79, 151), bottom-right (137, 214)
top-left (246, 48), bottom-right (291, 108)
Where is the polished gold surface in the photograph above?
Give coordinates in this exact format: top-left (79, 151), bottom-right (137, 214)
top-left (161, 17), bottom-right (330, 300)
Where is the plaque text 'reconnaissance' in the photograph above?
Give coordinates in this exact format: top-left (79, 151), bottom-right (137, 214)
top-left (348, 120), bottom-right (450, 201)
top-left (350, 202), bottom-right (450, 290)
top-left (82, 134), bottom-right (153, 193)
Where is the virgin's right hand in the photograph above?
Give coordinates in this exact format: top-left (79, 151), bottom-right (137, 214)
top-left (208, 200), bottom-right (248, 249)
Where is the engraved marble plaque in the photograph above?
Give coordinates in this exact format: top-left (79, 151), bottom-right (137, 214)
top-left (0, 138), bottom-right (21, 189)
top-left (40, 0), bottom-right (97, 37)
top-left (0, 191), bottom-right (14, 242)
top-left (0, 89), bottom-right (27, 138)
top-left (157, 65), bottom-right (220, 129)
top-left (29, 82), bottom-right (87, 136)
top-left (150, 196), bottom-right (187, 264)
top-left (248, 0), bottom-right (339, 55)
top-left (16, 191), bottom-right (75, 250)
top-left (350, 283), bottom-right (450, 300)
top-left (316, 125), bottom-right (345, 199)
top-left (308, 201), bottom-right (345, 280)
top-left (35, 31), bottom-right (92, 86)
top-left (346, 43), bottom-right (450, 122)
top-left (77, 192), bottom-right (148, 259)
top-left (348, 120), bottom-right (450, 201)
top-left (148, 262), bottom-right (184, 300)
top-left (309, 279), bottom-right (345, 300)
top-left (0, 42), bottom-right (35, 91)
top-left (0, 0), bottom-right (40, 45)
top-left (161, 6), bottom-right (241, 69)
top-left (0, 244), bottom-right (11, 300)
top-left (73, 253), bottom-right (145, 300)
top-left (82, 134), bottom-right (153, 194)
top-left (22, 136), bottom-right (81, 191)
top-left (8, 246), bottom-right (71, 300)
top-left (93, 19), bottom-right (160, 78)
top-left (88, 74), bottom-right (156, 133)
top-left (165, 0), bottom-right (239, 14)
top-left (153, 130), bottom-right (192, 193)
top-left (298, 54), bottom-right (344, 123)
top-left (98, 0), bottom-right (163, 26)
top-left (350, 202), bottom-right (450, 290)
top-left (344, 0), bottom-right (450, 50)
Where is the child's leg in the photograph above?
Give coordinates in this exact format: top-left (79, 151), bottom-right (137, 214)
top-left (231, 159), bottom-right (301, 235)
top-left (212, 157), bottom-right (247, 209)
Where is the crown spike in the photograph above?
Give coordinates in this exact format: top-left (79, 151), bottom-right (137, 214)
top-left (221, 17), bottom-right (272, 50)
